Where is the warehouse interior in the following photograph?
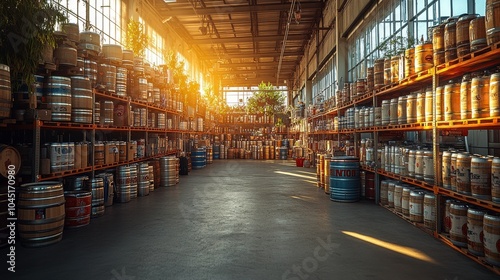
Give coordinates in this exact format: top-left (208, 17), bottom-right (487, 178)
top-left (1, 0), bottom-right (500, 279)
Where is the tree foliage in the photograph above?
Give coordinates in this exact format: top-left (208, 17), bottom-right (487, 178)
top-left (124, 18), bottom-right (149, 57)
top-left (246, 82), bottom-right (285, 116)
top-left (0, 0), bottom-right (66, 86)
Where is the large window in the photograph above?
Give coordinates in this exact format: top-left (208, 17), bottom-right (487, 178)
top-left (347, 0), bottom-right (486, 81)
top-left (312, 55), bottom-right (336, 106)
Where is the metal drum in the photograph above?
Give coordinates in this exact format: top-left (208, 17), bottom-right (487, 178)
top-left (450, 202), bottom-right (468, 248)
top-left (401, 186), bottom-right (415, 217)
top-left (63, 191), bottom-right (91, 228)
top-left (115, 165), bottom-right (131, 203)
top-left (83, 59), bottom-right (98, 88)
top-left (456, 152), bottom-right (472, 195)
top-left (191, 148), bottom-right (206, 170)
top-left (380, 180), bottom-right (389, 205)
top-left (470, 155), bottom-right (492, 200)
top-left (88, 178), bottom-right (105, 218)
top-left (45, 76), bottom-right (72, 122)
top-left (381, 99), bottom-right (390, 125)
top-left (450, 152), bottom-right (459, 191)
top-left (406, 93), bottom-right (417, 123)
top-left (442, 151), bottom-right (452, 189)
top-left (416, 92), bottom-right (425, 123)
top-left (460, 75), bottom-right (472, 119)
top-left (404, 48), bottom-right (415, 77)
top-left (387, 181), bottom-right (396, 208)
top-left (467, 208), bottom-right (486, 256)
top-left (492, 157), bottom-right (500, 203)
top-left (279, 147), bottom-right (288, 160)
top-left (397, 96), bottom-right (407, 124)
top-left (483, 212), bottom-right (500, 266)
top-left (433, 23), bottom-right (445, 65)
top-left (17, 182), bottom-right (65, 247)
top-left (329, 156), bottom-right (360, 202)
top-left (435, 85), bottom-right (444, 121)
top-left (129, 164), bottom-right (138, 199)
top-left (60, 22), bottom-right (79, 43)
top-left (96, 173), bottom-right (114, 207)
top-left (409, 190), bottom-right (425, 222)
top-left (470, 16), bottom-right (487, 52)
top-left (394, 184), bottom-right (403, 213)
top-left (389, 98), bottom-right (398, 125)
top-left (423, 193), bottom-right (436, 230)
top-left (425, 89), bottom-right (433, 122)
top-left (94, 142), bottom-right (105, 165)
top-left (422, 150), bottom-right (434, 184)
top-left (160, 157), bottom-right (178, 187)
top-left (414, 150), bottom-right (424, 181)
top-left (148, 165), bottom-right (155, 192)
top-left (137, 162), bottom-right (150, 196)
top-left (70, 76), bottom-right (92, 123)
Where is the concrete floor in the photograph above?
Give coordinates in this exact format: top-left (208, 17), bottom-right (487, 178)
top-left (2, 159), bottom-right (499, 280)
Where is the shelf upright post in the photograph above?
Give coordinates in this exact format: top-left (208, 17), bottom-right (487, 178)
top-left (91, 89), bottom-right (96, 178)
top-left (432, 66), bottom-right (442, 237)
top-left (32, 120), bottom-right (41, 182)
top-left (373, 92), bottom-right (379, 205)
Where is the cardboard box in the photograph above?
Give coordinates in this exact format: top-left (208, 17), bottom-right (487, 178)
top-left (25, 109), bottom-right (52, 121)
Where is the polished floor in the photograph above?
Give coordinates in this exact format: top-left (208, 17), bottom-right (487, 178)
top-left (2, 159), bottom-right (499, 280)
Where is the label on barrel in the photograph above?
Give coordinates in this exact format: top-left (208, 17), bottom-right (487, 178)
top-left (35, 208), bottom-right (46, 220)
top-left (334, 169), bottom-right (357, 177)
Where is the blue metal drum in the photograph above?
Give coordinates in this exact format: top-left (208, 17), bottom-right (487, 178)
top-left (191, 147), bottom-right (206, 169)
top-left (279, 147), bottom-right (288, 160)
top-left (330, 156), bottom-right (361, 202)
top-left (213, 144), bottom-right (220, 159)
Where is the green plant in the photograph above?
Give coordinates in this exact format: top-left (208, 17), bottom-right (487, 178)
top-left (378, 35), bottom-right (416, 57)
top-left (124, 18), bottom-right (149, 57)
top-left (246, 82), bottom-right (286, 117)
top-left (0, 0), bottom-right (66, 86)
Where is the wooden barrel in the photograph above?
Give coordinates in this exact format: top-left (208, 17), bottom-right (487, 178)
top-left (471, 74), bottom-right (491, 118)
top-left (100, 100), bottom-right (114, 125)
top-left (423, 193), bottom-right (436, 230)
top-left (490, 73), bottom-right (500, 117)
top-left (96, 172), bottom-right (114, 207)
top-left (79, 31), bottom-right (101, 54)
top-left (486, 0), bottom-right (500, 45)
top-left (470, 16), bottom-right (487, 51)
top-left (394, 184), bottom-right (403, 213)
top-left (137, 162), bottom-right (150, 197)
top-left (408, 149), bottom-right (416, 178)
top-left (470, 155), bottom-right (492, 200)
top-left (70, 76), bottom-right (92, 124)
top-left (450, 201), bottom-right (468, 248)
top-left (54, 46), bottom-right (77, 67)
top-left (0, 64), bottom-right (12, 119)
top-left (101, 44), bottom-right (123, 62)
top-left (457, 14), bottom-right (477, 57)
top-left (383, 58), bottom-right (391, 85)
top-left (397, 96), bottom-right (407, 124)
top-left (404, 48), bottom-right (415, 77)
top-left (60, 22), bottom-right (79, 43)
top-left (329, 156), bottom-right (360, 202)
top-left (444, 81), bottom-right (461, 121)
top-left (44, 76), bottom-right (72, 122)
top-left (366, 67), bottom-right (374, 91)
top-left (422, 150), bottom-right (434, 184)
top-left (94, 142), bottom-right (104, 165)
top-left (161, 156), bottom-right (180, 186)
top-left (17, 181), bottom-right (65, 247)
top-left (356, 79), bottom-right (366, 96)
top-left (97, 64), bottom-right (116, 93)
top-left (389, 98), bottom-right (398, 125)
top-left (444, 17), bottom-right (458, 62)
top-left (432, 24), bottom-right (445, 52)
top-left (365, 171), bottom-right (375, 200)
top-left (381, 99), bottom-right (390, 125)
top-left (456, 152), bottom-right (472, 195)
top-left (0, 144), bottom-right (21, 178)
top-left (415, 43), bottom-right (433, 73)
top-left (116, 67), bottom-right (128, 97)
top-left (402, 186), bottom-right (414, 216)
top-left (409, 190), bottom-right (425, 222)
top-left (374, 58), bottom-right (385, 89)
top-left (63, 190), bottom-right (91, 228)
top-left (122, 49), bottom-right (134, 67)
top-left (467, 208), bottom-right (486, 256)
top-left (492, 157), bottom-right (500, 203)
top-left (324, 156), bottom-right (331, 194)
top-left (484, 212), bottom-right (500, 266)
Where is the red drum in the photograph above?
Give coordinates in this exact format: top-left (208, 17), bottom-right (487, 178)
top-left (64, 191), bottom-right (92, 228)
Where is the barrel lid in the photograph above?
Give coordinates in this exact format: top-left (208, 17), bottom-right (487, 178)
top-left (0, 64), bottom-right (10, 72)
top-left (484, 212), bottom-right (500, 220)
top-left (20, 181), bottom-right (63, 191)
top-left (467, 207), bottom-right (486, 215)
top-left (458, 14), bottom-right (478, 21)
